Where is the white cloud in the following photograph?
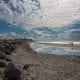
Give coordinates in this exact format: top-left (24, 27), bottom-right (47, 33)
top-left (58, 29), bottom-right (80, 41)
top-left (0, 32), bottom-right (22, 39)
top-left (0, 0), bottom-right (80, 29)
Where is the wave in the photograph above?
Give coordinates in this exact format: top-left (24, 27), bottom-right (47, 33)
top-left (30, 42), bottom-right (80, 56)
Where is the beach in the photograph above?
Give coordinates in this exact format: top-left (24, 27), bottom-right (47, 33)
top-left (0, 40), bottom-right (80, 80)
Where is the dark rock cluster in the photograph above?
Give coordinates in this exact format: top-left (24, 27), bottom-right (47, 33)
top-left (0, 41), bottom-right (15, 55)
top-left (0, 40), bottom-right (21, 80)
top-left (0, 41), bottom-right (15, 68)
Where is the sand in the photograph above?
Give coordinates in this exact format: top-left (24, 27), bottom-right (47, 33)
top-left (9, 44), bottom-right (80, 80)
top-left (0, 41), bottom-right (80, 80)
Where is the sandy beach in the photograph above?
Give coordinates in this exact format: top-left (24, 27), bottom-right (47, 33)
top-left (0, 40), bottom-right (80, 80)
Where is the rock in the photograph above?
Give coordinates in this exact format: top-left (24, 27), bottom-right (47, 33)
top-left (23, 64), bottom-right (33, 70)
top-left (23, 64), bottom-right (30, 70)
top-left (10, 47), bottom-right (15, 52)
top-left (9, 42), bottom-right (16, 49)
top-left (4, 44), bottom-right (10, 50)
top-left (0, 46), bottom-right (5, 52)
top-left (4, 50), bottom-right (12, 55)
top-left (4, 63), bottom-right (21, 80)
top-left (0, 51), bottom-right (11, 62)
top-left (0, 52), bottom-right (6, 60)
top-left (6, 58), bottom-right (11, 62)
top-left (0, 60), bottom-right (6, 67)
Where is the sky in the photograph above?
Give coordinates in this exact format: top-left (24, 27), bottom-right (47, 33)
top-left (0, 0), bottom-right (80, 40)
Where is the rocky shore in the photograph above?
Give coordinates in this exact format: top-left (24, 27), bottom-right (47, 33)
top-left (0, 40), bottom-right (80, 80)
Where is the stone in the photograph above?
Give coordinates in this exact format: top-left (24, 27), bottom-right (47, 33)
top-left (6, 58), bottom-right (11, 62)
top-left (23, 64), bottom-right (34, 70)
top-left (0, 52), bottom-right (6, 60)
top-left (23, 64), bottom-right (30, 70)
top-left (4, 63), bottom-right (21, 80)
top-left (0, 61), bottom-right (6, 67)
top-left (4, 50), bottom-right (12, 55)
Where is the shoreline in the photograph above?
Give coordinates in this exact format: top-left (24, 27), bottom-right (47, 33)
top-left (0, 40), bottom-right (80, 80)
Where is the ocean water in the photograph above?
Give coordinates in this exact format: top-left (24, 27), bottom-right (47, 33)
top-left (30, 42), bottom-right (80, 56)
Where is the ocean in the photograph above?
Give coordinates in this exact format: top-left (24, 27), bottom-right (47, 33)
top-left (30, 41), bottom-right (80, 56)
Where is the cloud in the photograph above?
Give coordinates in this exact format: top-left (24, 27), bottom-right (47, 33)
top-left (0, 0), bottom-right (80, 29)
top-left (0, 32), bottom-right (22, 39)
top-left (58, 29), bottom-right (80, 41)
top-left (68, 29), bottom-right (80, 41)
